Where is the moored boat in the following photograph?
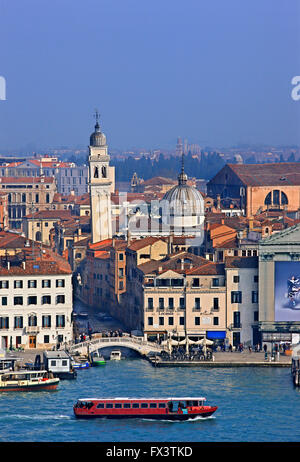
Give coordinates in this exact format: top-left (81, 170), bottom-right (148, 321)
top-left (0, 370), bottom-right (59, 392)
top-left (73, 397), bottom-right (218, 420)
top-left (110, 350), bottom-right (122, 361)
top-left (91, 352), bottom-right (106, 366)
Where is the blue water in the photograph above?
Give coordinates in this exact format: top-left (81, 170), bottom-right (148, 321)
top-left (0, 359), bottom-right (299, 442)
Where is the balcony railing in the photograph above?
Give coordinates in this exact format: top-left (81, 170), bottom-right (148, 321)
top-left (228, 323), bottom-right (242, 330)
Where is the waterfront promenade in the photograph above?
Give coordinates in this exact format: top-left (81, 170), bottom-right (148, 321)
top-left (150, 350), bottom-right (292, 367)
top-left (9, 344), bottom-right (292, 368)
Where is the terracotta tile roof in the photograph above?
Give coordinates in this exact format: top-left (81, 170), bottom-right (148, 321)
top-left (225, 256), bottom-right (258, 269)
top-left (0, 252), bottom-right (72, 275)
top-left (25, 210), bottom-right (72, 220)
top-left (143, 177), bottom-right (177, 186)
top-left (128, 237), bottom-right (165, 251)
top-left (227, 162), bottom-right (300, 186)
top-left (0, 177), bottom-right (54, 184)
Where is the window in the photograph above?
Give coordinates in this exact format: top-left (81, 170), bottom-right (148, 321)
top-left (42, 296), bottom-right (51, 305)
top-left (28, 296), bottom-right (37, 305)
top-left (254, 311), bottom-right (259, 322)
top-left (14, 316), bottom-right (23, 328)
top-left (150, 403), bottom-right (157, 408)
top-left (0, 317), bottom-right (9, 329)
top-left (42, 280), bottom-right (51, 288)
top-left (159, 298), bottom-right (164, 309)
top-left (179, 316), bottom-right (185, 326)
top-left (242, 250), bottom-right (247, 256)
top-left (0, 281), bottom-right (9, 289)
top-left (28, 315), bottom-right (37, 327)
top-left (14, 296), bottom-right (23, 306)
top-left (56, 279), bottom-right (65, 288)
top-left (56, 315), bottom-right (65, 328)
top-left (118, 268), bottom-right (124, 278)
top-left (132, 403), bottom-right (139, 408)
top-left (123, 403), bottom-right (131, 409)
top-left (193, 278), bottom-right (200, 287)
top-left (213, 317), bottom-right (219, 326)
top-left (14, 280), bottom-right (23, 289)
top-left (119, 281), bottom-right (124, 290)
top-left (141, 403), bottom-right (148, 408)
top-left (212, 278), bottom-right (219, 287)
top-left (119, 253), bottom-right (124, 261)
top-left (51, 360), bottom-right (56, 367)
top-left (168, 298), bottom-right (174, 309)
top-left (158, 403), bottom-right (166, 408)
top-left (179, 297), bottom-right (185, 309)
top-left (97, 403), bottom-right (104, 409)
top-left (147, 317), bottom-right (153, 326)
top-left (168, 316), bottom-right (174, 326)
top-left (44, 335), bottom-right (50, 343)
top-left (195, 317), bottom-right (200, 326)
top-left (159, 317), bottom-right (164, 326)
top-left (233, 311), bottom-right (241, 328)
top-left (233, 275), bottom-right (239, 283)
top-left (56, 295), bottom-right (65, 304)
top-left (2, 297), bottom-right (7, 306)
top-left (105, 403), bottom-right (113, 409)
top-left (114, 403), bottom-right (122, 408)
top-left (252, 291), bottom-right (258, 303)
top-left (42, 315), bottom-right (51, 328)
top-left (254, 275), bottom-right (258, 283)
top-left (213, 298), bottom-right (219, 310)
top-left (28, 280), bottom-right (37, 288)
top-left (231, 291), bottom-right (242, 303)
top-left (195, 298), bottom-right (200, 310)
top-left (147, 298), bottom-right (153, 310)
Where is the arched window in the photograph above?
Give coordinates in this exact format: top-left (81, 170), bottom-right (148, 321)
top-left (264, 190), bottom-right (289, 208)
top-left (102, 166), bottom-right (107, 178)
top-left (35, 231), bottom-right (42, 241)
top-left (94, 166), bottom-right (99, 178)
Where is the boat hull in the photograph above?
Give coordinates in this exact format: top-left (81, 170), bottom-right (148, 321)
top-left (91, 361), bottom-right (106, 366)
top-left (0, 382), bottom-right (59, 392)
top-left (74, 407), bottom-right (218, 420)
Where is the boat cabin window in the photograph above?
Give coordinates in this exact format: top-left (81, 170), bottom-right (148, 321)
top-left (150, 403), bottom-right (157, 408)
top-left (123, 403), bottom-right (131, 408)
top-left (114, 403), bottom-right (122, 408)
top-left (158, 403), bottom-right (166, 408)
top-left (141, 403), bottom-right (148, 408)
top-left (105, 403), bottom-right (113, 409)
top-left (96, 403), bottom-right (104, 409)
top-left (132, 403), bottom-right (139, 408)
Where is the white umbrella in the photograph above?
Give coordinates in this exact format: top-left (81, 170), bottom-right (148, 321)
top-left (197, 337), bottom-right (213, 356)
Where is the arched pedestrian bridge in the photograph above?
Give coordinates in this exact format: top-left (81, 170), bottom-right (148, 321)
top-left (69, 334), bottom-right (166, 357)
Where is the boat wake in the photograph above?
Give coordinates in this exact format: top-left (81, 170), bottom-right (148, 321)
top-left (0, 413), bottom-right (72, 421)
top-left (141, 415), bottom-right (216, 423)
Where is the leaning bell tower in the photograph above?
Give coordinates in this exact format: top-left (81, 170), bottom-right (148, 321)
top-left (88, 111), bottom-right (112, 243)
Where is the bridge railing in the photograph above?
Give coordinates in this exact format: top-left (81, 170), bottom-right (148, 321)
top-left (68, 335), bottom-right (165, 353)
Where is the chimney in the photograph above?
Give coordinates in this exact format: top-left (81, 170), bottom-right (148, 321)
top-left (7, 261), bottom-right (10, 270)
top-left (217, 194), bottom-right (221, 210)
top-left (158, 266), bottom-right (163, 273)
top-left (181, 259), bottom-right (184, 270)
top-left (168, 234), bottom-right (173, 254)
top-left (22, 261), bottom-right (26, 270)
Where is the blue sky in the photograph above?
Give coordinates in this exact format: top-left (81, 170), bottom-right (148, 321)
top-left (0, 0), bottom-right (300, 151)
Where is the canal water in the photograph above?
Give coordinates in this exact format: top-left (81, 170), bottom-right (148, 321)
top-left (0, 359), bottom-right (299, 442)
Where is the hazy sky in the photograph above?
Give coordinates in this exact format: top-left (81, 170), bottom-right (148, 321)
top-left (0, 0), bottom-right (300, 151)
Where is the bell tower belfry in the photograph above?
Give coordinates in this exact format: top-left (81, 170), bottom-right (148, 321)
top-left (88, 111), bottom-right (112, 243)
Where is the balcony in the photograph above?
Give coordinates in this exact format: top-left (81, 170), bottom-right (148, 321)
top-left (25, 326), bottom-right (40, 334)
top-left (228, 323), bottom-right (242, 331)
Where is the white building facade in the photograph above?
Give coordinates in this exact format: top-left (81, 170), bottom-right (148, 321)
top-left (0, 260), bottom-right (73, 350)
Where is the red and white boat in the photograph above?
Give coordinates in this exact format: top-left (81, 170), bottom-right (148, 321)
top-left (73, 397), bottom-right (217, 420)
